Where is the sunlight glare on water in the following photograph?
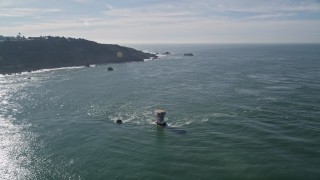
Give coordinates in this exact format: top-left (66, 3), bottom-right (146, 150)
top-left (0, 77), bottom-right (35, 179)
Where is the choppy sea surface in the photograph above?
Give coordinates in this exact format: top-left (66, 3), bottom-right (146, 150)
top-left (1, 44), bottom-right (319, 179)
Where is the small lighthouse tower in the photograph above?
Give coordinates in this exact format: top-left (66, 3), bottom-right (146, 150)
top-left (155, 109), bottom-right (167, 126)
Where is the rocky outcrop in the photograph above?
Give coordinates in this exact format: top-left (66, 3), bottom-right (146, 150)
top-left (184, 53), bottom-right (194, 56)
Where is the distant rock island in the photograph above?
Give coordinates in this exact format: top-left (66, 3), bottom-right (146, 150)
top-left (184, 53), bottom-right (194, 56)
top-left (0, 35), bottom-right (157, 74)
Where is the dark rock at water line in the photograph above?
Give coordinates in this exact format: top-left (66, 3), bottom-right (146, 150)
top-left (184, 53), bottom-right (194, 56)
top-left (116, 119), bottom-right (122, 124)
top-left (107, 67), bottom-right (114, 71)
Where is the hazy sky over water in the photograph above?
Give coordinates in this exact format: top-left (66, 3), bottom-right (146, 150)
top-left (1, 0), bottom-right (320, 44)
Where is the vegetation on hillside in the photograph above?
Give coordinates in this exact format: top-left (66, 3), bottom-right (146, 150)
top-left (0, 36), bottom-right (157, 74)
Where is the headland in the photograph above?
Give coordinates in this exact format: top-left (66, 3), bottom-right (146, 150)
top-left (0, 35), bottom-right (157, 74)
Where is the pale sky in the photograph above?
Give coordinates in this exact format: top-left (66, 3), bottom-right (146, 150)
top-left (1, 0), bottom-right (320, 44)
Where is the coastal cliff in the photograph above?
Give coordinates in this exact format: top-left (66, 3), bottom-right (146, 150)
top-left (0, 36), bottom-right (157, 74)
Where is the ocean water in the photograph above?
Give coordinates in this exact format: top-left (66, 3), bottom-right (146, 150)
top-left (0, 44), bottom-right (319, 179)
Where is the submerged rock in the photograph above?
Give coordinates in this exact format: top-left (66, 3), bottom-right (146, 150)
top-left (163, 52), bottom-right (171, 55)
